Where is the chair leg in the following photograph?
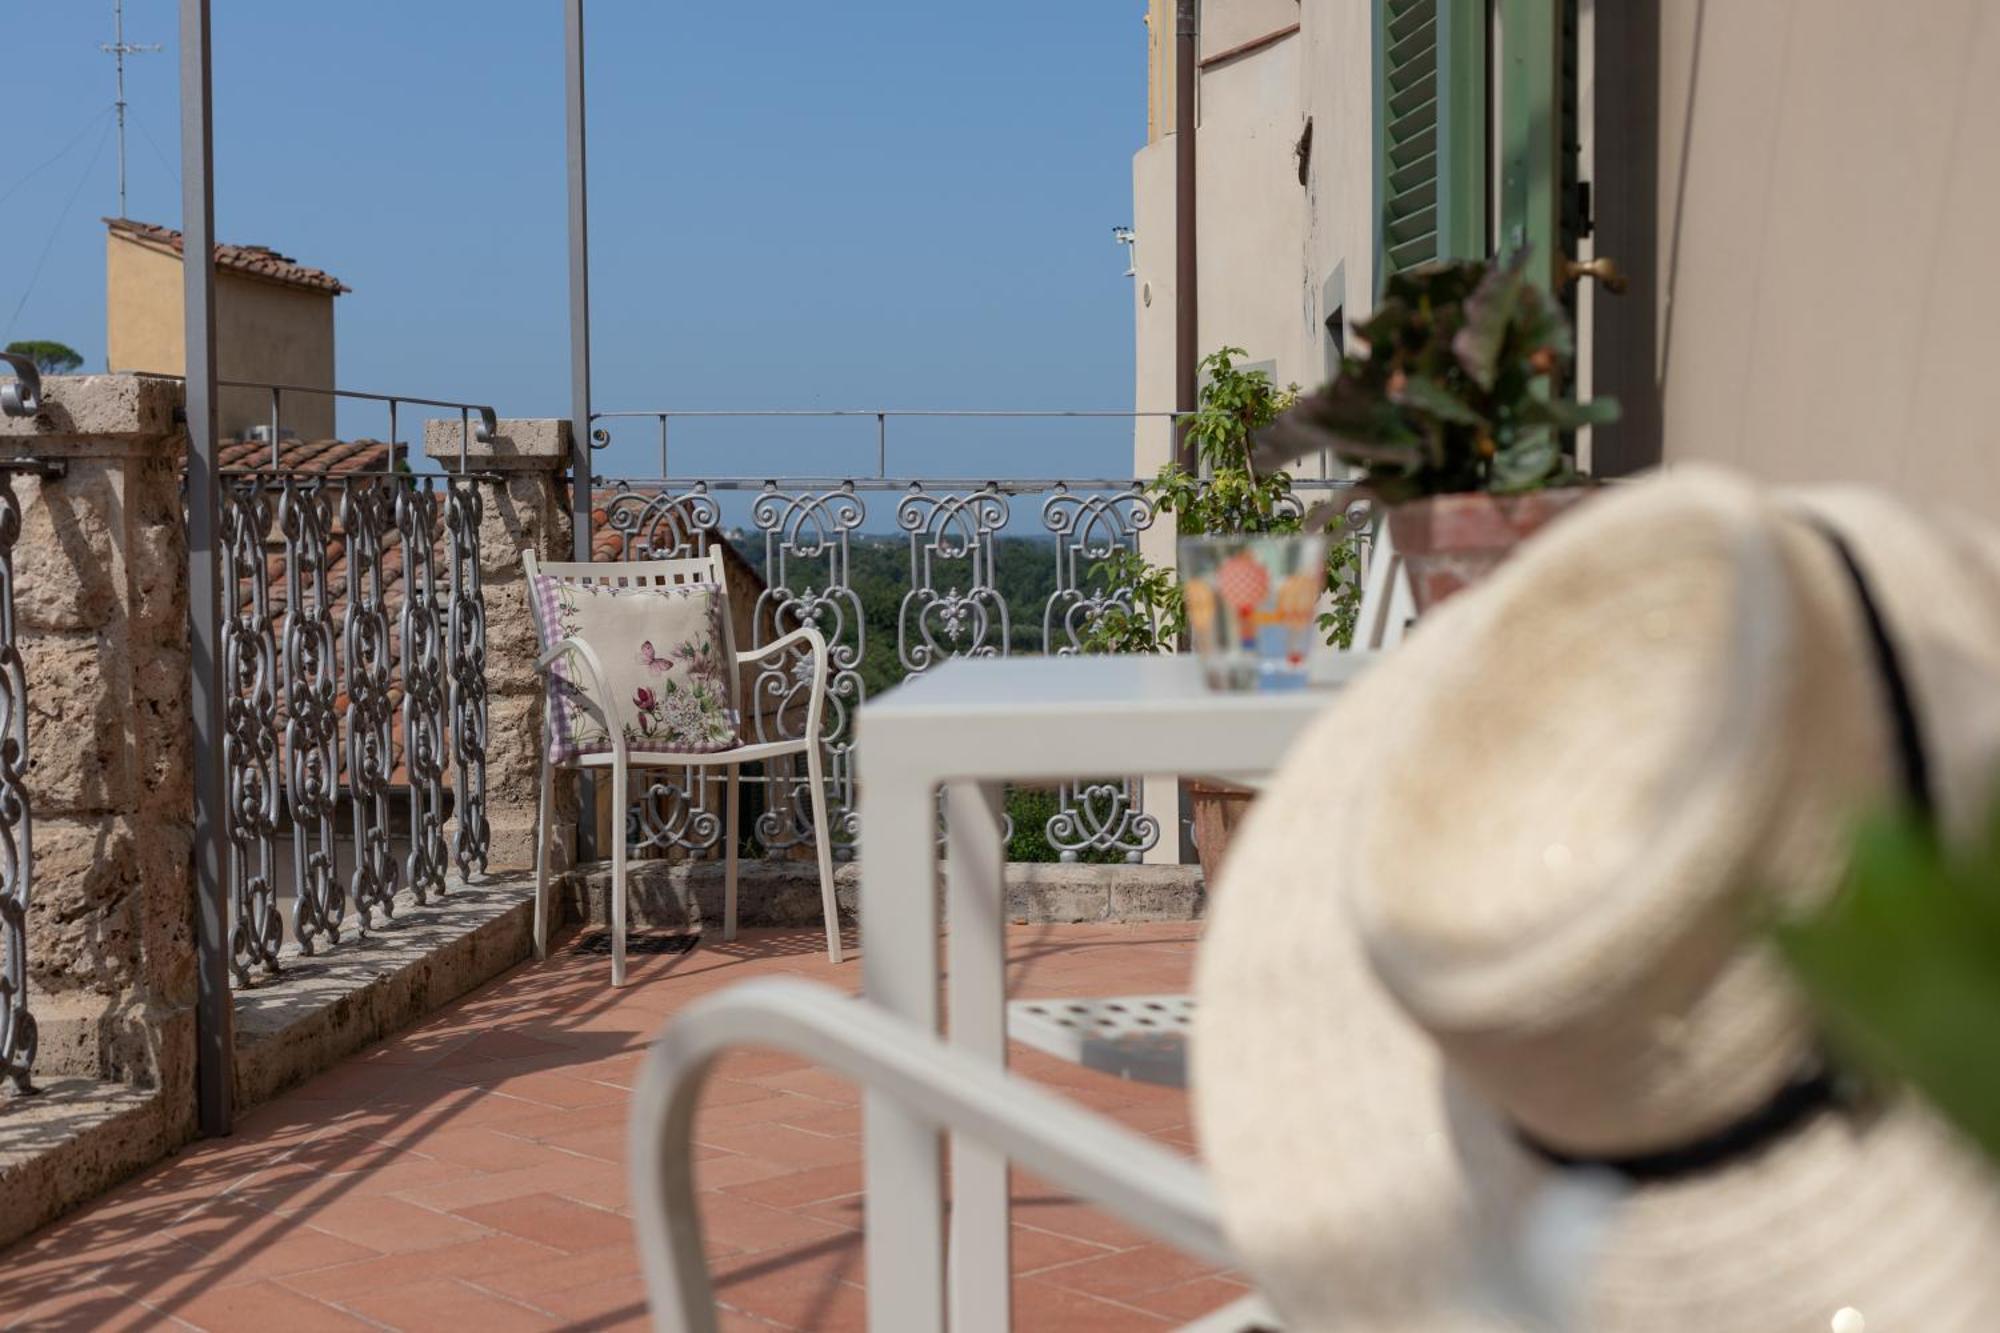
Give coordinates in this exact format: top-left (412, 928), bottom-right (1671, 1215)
top-left (534, 753), bottom-right (555, 961)
top-left (611, 758), bottom-right (629, 989)
top-left (805, 743), bottom-right (841, 964)
top-left (724, 765), bottom-right (741, 943)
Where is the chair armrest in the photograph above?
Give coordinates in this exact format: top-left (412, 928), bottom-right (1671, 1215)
top-left (734, 627), bottom-right (832, 743)
top-left (735, 625), bottom-right (824, 665)
top-left (628, 978), bottom-right (1232, 1333)
top-left (533, 635), bottom-right (628, 746)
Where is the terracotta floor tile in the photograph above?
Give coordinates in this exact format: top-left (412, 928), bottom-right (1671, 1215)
top-left (161, 1279), bottom-right (378, 1332)
top-left (1127, 1273), bottom-right (1262, 1322)
top-left (0, 1282), bottom-right (158, 1332)
top-left (689, 1193), bottom-right (853, 1258)
top-left (6, 924), bottom-right (1205, 1330)
top-left (1009, 1223), bottom-right (1117, 1275)
top-left (281, 1233), bottom-right (564, 1299)
top-left (696, 1123), bottom-right (860, 1170)
top-left (464, 1240), bottom-right (642, 1302)
top-left (1033, 1241), bottom-right (1225, 1303)
top-left (451, 1192), bottom-right (632, 1253)
top-left (717, 1161), bottom-right (863, 1209)
top-left (1012, 1279), bottom-right (1174, 1330)
top-left (324, 1276), bottom-right (558, 1331)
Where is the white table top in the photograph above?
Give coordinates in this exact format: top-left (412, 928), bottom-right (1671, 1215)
top-left (857, 651), bottom-right (1379, 784)
top-left (863, 651), bottom-right (1380, 723)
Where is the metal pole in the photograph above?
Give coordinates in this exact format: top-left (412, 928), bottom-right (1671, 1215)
top-left (564, 0), bottom-right (598, 860)
top-left (180, 0), bottom-right (231, 1138)
top-left (1174, 0), bottom-right (1199, 471)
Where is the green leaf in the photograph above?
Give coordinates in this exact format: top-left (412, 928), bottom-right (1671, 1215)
top-left (1487, 433), bottom-right (1561, 493)
top-left (1450, 249), bottom-right (1528, 390)
top-left (1518, 396), bottom-right (1623, 431)
top-left (1778, 811), bottom-right (2000, 1167)
top-left (1393, 374), bottom-right (1489, 428)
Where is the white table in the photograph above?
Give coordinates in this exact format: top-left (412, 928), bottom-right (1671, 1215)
top-left (855, 652), bottom-right (1374, 1333)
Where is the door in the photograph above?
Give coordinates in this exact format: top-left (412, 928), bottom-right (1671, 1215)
top-left (1497, 0), bottom-right (1661, 475)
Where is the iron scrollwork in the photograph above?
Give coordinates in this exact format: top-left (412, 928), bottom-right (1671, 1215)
top-left (222, 478), bottom-right (285, 979)
top-left (277, 478), bottom-right (345, 952)
top-left (749, 485), bottom-right (867, 854)
top-left (341, 479), bottom-right (402, 927)
top-left (397, 480), bottom-right (449, 904)
top-left (446, 480), bottom-right (490, 878)
top-left (0, 473), bottom-right (36, 1091)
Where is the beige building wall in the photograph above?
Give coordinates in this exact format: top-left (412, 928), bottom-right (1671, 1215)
top-left (1654, 2), bottom-right (2000, 520)
top-left (105, 232), bottom-right (338, 441)
top-left (1132, 0), bottom-right (1376, 484)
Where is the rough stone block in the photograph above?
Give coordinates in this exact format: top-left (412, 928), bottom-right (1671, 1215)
top-left (26, 817), bottom-right (143, 996)
top-left (22, 633), bottom-right (135, 814)
top-left (9, 464), bottom-right (124, 633)
top-left (132, 646), bottom-right (193, 814)
top-left (126, 460), bottom-right (189, 643)
top-left (424, 417), bottom-right (572, 472)
top-left (0, 374), bottom-right (180, 443)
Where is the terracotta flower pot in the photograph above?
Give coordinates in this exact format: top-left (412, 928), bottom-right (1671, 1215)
top-left (1387, 486), bottom-right (1597, 614)
top-left (1187, 778), bottom-right (1258, 893)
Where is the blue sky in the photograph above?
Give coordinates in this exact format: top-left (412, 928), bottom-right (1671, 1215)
top-left (0, 2), bottom-right (1149, 482)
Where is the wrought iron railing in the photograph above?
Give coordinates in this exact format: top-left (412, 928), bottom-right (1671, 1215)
top-left (590, 409), bottom-right (1361, 863)
top-left (0, 461), bottom-right (37, 1092)
top-left (213, 383), bottom-right (494, 984)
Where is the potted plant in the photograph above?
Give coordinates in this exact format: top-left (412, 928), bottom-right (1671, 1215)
top-left (1087, 348), bottom-right (1360, 887)
top-left (1254, 250), bottom-right (1619, 612)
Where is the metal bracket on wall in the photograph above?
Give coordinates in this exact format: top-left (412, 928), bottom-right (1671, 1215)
top-left (0, 458), bottom-right (68, 481)
top-left (0, 354), bottom-right (43, 419)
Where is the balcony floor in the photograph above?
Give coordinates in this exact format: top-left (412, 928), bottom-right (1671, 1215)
top-left (1, 922), bottom-right (1226, 1331)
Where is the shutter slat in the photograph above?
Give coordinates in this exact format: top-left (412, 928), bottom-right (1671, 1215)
top-left (1386, 204), bottom-right (1438, 248)
top-left (1388, 177), bottom-right (1437, 220)
top-left (1386, 0), bottom-right (1431, 43)
top-left (1388, 232), bottom-right (1439, 271)
top-left (1378, 0), bottom-right (1449, 274)
top-left (1388, 149), bottom-right (1438, 195)
top-left (1386, 14), bottom-right (1438, 67)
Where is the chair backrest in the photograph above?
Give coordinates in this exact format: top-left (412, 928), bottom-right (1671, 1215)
top-left (521, 548), bottom-right (742, 713)
top-left (1350, 515), bottom-right (1414, 653)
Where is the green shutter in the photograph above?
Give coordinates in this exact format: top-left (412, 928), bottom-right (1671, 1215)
top-left (1375, 0), bottom-right (1487, 285)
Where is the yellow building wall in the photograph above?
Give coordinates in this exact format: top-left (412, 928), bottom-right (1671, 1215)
top-left (105, 232), bottom-right (338, 441)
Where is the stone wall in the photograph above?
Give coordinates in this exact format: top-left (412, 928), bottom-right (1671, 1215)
top-left (0, 375), bottom-right (196, 1135)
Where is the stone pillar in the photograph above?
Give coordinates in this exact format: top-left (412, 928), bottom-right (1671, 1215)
top-left (423, 417), bottom-right (577, 872)
top-left (0, 375), bottom-right (195, 1126)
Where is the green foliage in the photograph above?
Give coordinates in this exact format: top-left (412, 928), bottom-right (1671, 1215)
top-left (1776, 801), bottom-right (2000, 1166)
top-left (1081, 348), bottom-right (1361, 655)
top-left (1004, 786), bottom-right (1124, 865)
top-left (3, 339), bottom-right (83, 376)
top-left (1253, 252), bottom-right (1619, 501)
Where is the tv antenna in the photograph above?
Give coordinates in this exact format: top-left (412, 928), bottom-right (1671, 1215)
top-left (100, 0), bottom-right (162, 219)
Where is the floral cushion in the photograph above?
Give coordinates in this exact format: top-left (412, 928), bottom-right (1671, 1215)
top-left (531, 574), bottom-right (740, 765)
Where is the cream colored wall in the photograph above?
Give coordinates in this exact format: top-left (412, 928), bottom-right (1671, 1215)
top-left (1196, 35), bottom-right (1312, 389)
top-left (104, 233), bottom-right (337, 441)
top-left (1203, 0), bottom-right (1302, 56)
top-left (215, 277), bottom-right (336, 441)
top-left (105, 237), bottom-right (184, 381)
top-left (1132, 0), bottom-right (1377, 484)
top-left (1656, 1), bottom-right (2000, 519)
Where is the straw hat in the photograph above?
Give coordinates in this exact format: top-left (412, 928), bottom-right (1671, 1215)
top-left (1192, 468), bottom-right (2000, 1331)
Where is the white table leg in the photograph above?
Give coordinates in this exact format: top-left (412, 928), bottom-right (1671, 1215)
top-left (944, 780), bottom-right (1010, 1333)
top-left (859, 765), bottom-right (945, 1332)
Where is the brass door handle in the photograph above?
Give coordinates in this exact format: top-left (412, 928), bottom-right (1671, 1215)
top-left (1561, 255), bottom-right (1629, 293)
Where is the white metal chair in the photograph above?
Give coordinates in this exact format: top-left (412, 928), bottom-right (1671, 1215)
top-left (523, 550), bottom-right (843, 983)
